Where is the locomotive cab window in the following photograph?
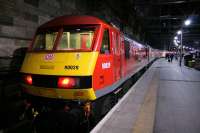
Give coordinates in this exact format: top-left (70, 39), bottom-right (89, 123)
top-left (100, 29), bottom-right (110, 54)
top-left (57, 27), bottom-right (95, 50)
top-left (32, 31), bottom-right (58, 51)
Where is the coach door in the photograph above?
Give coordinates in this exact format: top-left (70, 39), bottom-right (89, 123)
top-left (111, 30), bottom-right (121, 81)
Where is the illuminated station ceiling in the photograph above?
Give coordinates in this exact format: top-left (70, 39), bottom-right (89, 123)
top-left (133, 0), bottom-right (200, 50)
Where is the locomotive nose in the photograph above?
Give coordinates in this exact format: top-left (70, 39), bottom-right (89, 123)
top-left (20, 52), bottom-right (98, 100)
top-left (20, 52), bottom-right (98, 76)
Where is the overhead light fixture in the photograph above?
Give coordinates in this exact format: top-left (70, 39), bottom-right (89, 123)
top-left (174, 36), bottom-right (178, 40)
top-left (184, 19), bottom-right (191, 26)
top-left (177, 30), bottom-right (182, 34)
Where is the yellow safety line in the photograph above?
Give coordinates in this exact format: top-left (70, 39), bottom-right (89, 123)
top-left (132, 72), bottom-right (158, 133)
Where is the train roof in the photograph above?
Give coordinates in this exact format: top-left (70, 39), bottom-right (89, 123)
top-left (38, 15), bottom-right (148, 49)
top-left (39, 15), bottom-right (109, 29)
top-left (124, 36), bottom-right (145, 48)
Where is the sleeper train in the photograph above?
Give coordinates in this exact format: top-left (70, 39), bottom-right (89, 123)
top-left (20, 15), bottom-right (161, 131)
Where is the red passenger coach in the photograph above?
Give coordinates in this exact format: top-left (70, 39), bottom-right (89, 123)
top-left (20, 15), bottom-right (158, 131)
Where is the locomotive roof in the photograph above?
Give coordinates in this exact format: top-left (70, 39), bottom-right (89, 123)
top-left (39, 15), bottom-right (110, 29)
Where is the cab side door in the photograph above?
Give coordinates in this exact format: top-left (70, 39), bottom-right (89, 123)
top-left (93, 28), bottom-right (114, 90)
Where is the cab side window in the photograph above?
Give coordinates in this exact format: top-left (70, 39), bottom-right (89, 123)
top-left (100, 29), bottom-right (110, 54)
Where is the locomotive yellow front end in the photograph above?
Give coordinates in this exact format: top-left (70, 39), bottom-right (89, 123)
top-left (20, 25), bottom-right (99, 101)
top-left (21, 52), bottom-right (98, 100)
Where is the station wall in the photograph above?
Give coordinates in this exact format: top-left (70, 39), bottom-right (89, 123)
top-left (0, 0), bottom-right (143, 58)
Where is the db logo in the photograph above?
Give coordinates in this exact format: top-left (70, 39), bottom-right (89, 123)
top-left (44, 53), bottom-right (54, 60)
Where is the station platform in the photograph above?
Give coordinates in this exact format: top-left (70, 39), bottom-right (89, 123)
top-left (91, 58), bottom-right (200, 133)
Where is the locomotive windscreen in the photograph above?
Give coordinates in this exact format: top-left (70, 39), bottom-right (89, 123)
top-left (32, 30), bottom-right (58, 51)
top-left (31, 26), bottom-right (96, 51)
top-left (58, 27), bottom-right (95, 50)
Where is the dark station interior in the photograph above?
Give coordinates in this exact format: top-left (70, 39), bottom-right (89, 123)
top-left (0, 0), bottom-right (200, 133)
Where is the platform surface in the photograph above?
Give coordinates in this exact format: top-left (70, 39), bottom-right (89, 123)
top-left (154, 59), bottom-right (200, 133)
top-left (91, 58), bottom-right (200, 133)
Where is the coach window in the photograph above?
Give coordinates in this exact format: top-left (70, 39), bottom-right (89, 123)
top-left (100, 29), bottom-right (110, 54)
top-left (124, 40), bottom-right (130, 59)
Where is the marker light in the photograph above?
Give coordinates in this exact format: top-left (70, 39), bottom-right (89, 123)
top-left (58, 77), bottom-right (76, 89)
top-left (24, 75), bottom-right (32, 85)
